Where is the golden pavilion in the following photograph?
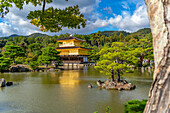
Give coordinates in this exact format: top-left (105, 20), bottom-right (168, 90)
top-left (56, 35), bottom-right (91, 64)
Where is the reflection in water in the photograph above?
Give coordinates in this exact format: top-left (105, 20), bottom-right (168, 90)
top-left (40, 72), bottom-right (59, 84)
top-left (36, 70), bottom-right (81, 87)
top-left (0, 67), bottom-right (153, 113)
top-left (0, 72), bottom-right (28, 82)
top-left (59, 70), bottom-right (80, 87)
top-left (0, 87), bottom-right (5, 91)
top-left (59, 65), bottom-right (84, 70)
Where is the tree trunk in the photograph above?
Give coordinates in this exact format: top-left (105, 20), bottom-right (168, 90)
top-left (98, 42), bottom-right (100, 47)
top-left (140, 55), bottom-right (144, 67)
top-left (148, 59), bottom-right (151, 66)
top-left (42, 0), bottom-right (46, 12)
top-left (144, 0), bottom-right (170, 112)
top-left (111, 70), bottom-right (114, 82)
top-left (117, 69), bottom-right (120, 82)
top-left (12, 57), bottom-right (15, 64)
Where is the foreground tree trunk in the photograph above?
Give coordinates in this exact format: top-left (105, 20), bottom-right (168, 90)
top-left (144, 0), bottom-right (170, 113)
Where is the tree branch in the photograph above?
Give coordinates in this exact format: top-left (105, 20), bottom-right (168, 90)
top-left (42, 0), bottom-right (46, 13)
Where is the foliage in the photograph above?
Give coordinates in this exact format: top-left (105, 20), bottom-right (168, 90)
top-left (91, 31), bottom-right (103, 47)
top-left (101, 31), bottom-right (130, 37)
top-left (27, 5), bottom-right (86, 32)
top-left (132, 38), bottom-right (153, 67)
top-left (3, 44), bottom-right (25, 64)
top-left (94, 106), bottom-right (111, 113)
top-left (0, 0), bottom-right (86, 32)
top-left (39, 47), bottom-right (60, 67)
top-left (118, 33), bottom-right (125, 42)
top-left (15, 57), bottom-right (26, 64)
top-left (0, 0), bottom-right (153, 71)
top-left (106, 106), bottom-right (111, 113)
top-left (0, 28), bottom-right (153, 68)
top-left (124, 99), bottom-right (147, 113)
top-left (125, 70), bottom-right (134, 73)
top-left (88, 46), bottom-right (100, 62)
top-left (132, 28), bottom-right (151, 36)
top-left (29, 61), bottom-right (39, 70)
top-left (95, 42), bottom-right (139, 81)
top-left (0, 57), bottom-right (10, 72)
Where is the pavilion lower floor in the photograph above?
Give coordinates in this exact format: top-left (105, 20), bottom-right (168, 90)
top-left (60, 55), bottom-right (88, 64)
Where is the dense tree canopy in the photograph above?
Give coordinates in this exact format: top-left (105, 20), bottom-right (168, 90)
top-left (0, 28), bottom-right (154, 71)
top-left (0, 57), bottom-right (10, 72)
top-left (3, 45), bottom-right (25, 64)
top-left (29, 61), bottom-right (39, 71)
top-left (38, 47), bottom-right (60, 67)
top-left (95, 42), bottom-right (139, 82)
top-left (133, 38), bottom-right (153, 67)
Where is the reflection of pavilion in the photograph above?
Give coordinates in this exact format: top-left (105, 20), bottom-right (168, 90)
top-left (59, 70), bottom-right (80, 87)
top-left (59, 65), bottom-right (84, 70)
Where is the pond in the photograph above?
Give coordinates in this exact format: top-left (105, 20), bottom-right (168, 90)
top-left (0, 66), bottom-right (153, 113)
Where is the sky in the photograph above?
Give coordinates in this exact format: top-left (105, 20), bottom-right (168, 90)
top-left (0, 0), bottom-right (150, 37)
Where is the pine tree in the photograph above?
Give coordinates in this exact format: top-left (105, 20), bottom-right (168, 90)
top-left (39, 47), bottom-right (60, 67)
top-left (0, 57), bottom-right (11, 72)
top-left (3, 45), bottom-right (25, 64)
top-left (95, 42), bottom-right (138, 82)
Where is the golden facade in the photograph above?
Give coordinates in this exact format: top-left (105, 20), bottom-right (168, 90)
top-left (56, 36), bottom-right (91, 63)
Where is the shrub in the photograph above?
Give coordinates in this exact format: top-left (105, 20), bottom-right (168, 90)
top-left (94, 106), bottom-right (111, 113)
top-left (29, 61), bottom-right (39, 70)
top-left (125, 70), bottom-right (134, 73)
top-left (124, 99), bottom-right (147, 113)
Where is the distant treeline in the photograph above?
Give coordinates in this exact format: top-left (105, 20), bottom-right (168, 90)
top-left (0, 28), bottom-right (153, 71)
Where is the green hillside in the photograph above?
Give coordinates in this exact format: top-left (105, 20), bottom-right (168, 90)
top-left (0, 28), bottom-right (151, 40)
top-left (100, 28), bottom-right (151, 37)
top-left (132, 28), bottom-right (151, 36)
top-left (27, 33), bottom-right (48, 38)
top-left (101, 31), bottom-right (130, 37)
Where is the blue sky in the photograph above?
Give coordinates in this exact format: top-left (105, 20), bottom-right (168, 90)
top-left (0, 0), bottom-right (150, 36)
top-left (92, 0), bottom-right (148, 32)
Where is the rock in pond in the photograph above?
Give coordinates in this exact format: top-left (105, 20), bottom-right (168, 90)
top-left (97, 80), bottom-right (105, 87)
top-left (6, 82), bottom-right (13, 86)
top-left (0, 78), bottom-right (6, 87)
top-left (88, 84), bottom-right (93, 88)
top-left (97, 79), bottom-right (136, 91)
top-left (9, 65), bottom-right (31, 72)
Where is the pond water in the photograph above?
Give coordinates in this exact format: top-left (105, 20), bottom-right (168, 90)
top-left (0, 66), bottom-right (153, 113)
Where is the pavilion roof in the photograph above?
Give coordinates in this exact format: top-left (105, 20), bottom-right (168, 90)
top-left (57, 36), bottom-right (86, 42)
top-left (56, 46), bottom-right (92, 50)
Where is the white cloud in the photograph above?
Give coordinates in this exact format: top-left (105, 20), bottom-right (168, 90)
top-left (0, 1), bottom-right (150, 37)
top-left (93, 19), bottom-right (109, 27)
top-left (109, 15), bottom-right (122, 25)
top-left (121, 2), bottom-right (130, 9)
top-left (0, 22), bottom-right (19, 35)
top-left (0, 0), bottom-right (103, 36)
top-left (108, 5), bottom-right (150, 32)
top-left (96, 0), bottom-right (101, 7)
top-left (80, 5), bottom-right (94, 14)
top-left (103, 7), bottom-right (113, 14)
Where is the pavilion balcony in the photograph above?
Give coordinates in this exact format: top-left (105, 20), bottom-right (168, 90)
top-left (62, 60), bottom-right (82, 64)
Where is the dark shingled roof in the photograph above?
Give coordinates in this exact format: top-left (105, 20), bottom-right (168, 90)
top-left (56, 46), bottom-right (92, 50)
top-left (56, 36), bottom-right (86, 42)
